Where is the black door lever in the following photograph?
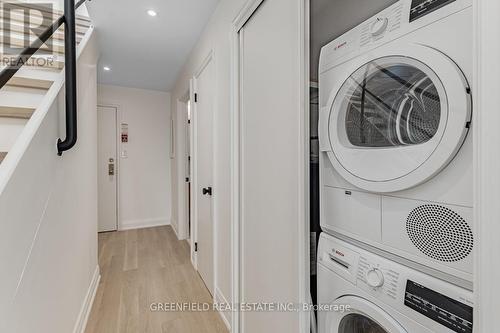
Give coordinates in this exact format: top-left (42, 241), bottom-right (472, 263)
top-left (202, 187), bottom-right (213, 196)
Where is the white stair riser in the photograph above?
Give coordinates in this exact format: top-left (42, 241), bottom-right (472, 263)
top-left (0, 21), bottom-right (87, 38)
top-left (0, 66), bottom-right (60, 81)
top-left (0, 88), bottom-right (45, 108)
top-left (0, 30), bottom-right (83, 44)
top-left (0, 11), bottom-right (90, 31)
top-left (0, 39), bottom-right (65, 54)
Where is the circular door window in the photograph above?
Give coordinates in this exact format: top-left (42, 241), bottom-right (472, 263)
top-left (326, 51), bottom-right (471, 192)
top-left (339, 313), bottom-right (388, 333)
top-left (343, 61), bottom-right (441, 148)
top-left (325, 296), bottom-right (407, 333)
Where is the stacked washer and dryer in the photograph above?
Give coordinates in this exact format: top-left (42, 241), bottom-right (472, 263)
top-left (317, 0), bottom-right (474, 332)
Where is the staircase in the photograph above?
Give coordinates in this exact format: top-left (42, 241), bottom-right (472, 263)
top-left (0, 0), bottom-right (91, 164)
top-left (0, 2), bottom-right (99, 332)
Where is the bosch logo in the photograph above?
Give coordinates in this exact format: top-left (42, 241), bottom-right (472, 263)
top-left (335, 250), bottom-right (345, 257)
top-left (335, 41), bottom-right (347, 51)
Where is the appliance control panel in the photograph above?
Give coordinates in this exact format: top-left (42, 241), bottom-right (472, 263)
top-left (357, 255), bottom-right (401, 301)
top-left (359, 3), bottom-right (404, 48)
top-left (318, 234), bottom-right (474, 333)
top-left (357, 252), bottom-right (474, 333)
top-left (319, 0), bottom-right (471, 74)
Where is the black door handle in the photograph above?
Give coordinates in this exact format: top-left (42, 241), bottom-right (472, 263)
top-left (202, 187), bottom-right (212, 196)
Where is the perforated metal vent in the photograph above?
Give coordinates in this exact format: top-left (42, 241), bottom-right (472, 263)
top-left (406, 205), bottom-right (473, 262)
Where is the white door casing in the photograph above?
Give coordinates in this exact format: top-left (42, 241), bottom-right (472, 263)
top-left (189, 79), bottom-right (197, 267)
top-left (473, 0), bottom-right (500, 331)
top-left (175, 96), bottom-right (190, 241)
top-left (193, 54), bottom-right (215, 295)
top-left (97, 106), bottom-right (118, 232)
top-left (186, 99), bottom-right (192, 242)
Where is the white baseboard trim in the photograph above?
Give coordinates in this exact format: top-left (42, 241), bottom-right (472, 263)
top-left (214, 287), bottom-right (231, 331)
top-left (73, 266), bottom-right (100, 333)
top-left (119, 218), bottom-right (170, 231)
top-left (171, 219), bottom-right (181, 239)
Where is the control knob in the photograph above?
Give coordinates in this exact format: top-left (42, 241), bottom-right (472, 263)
top-left (370, 17), bottom-right (388, 37)
top-left (366, 268), bottom-right (385, 288)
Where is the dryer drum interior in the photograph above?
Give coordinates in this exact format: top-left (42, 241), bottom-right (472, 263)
top-left (343, 58), bottom-right (442, 148)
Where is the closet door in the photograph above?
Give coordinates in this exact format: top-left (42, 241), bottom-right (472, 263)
top-left (236, 0), bottom-right (308, 331)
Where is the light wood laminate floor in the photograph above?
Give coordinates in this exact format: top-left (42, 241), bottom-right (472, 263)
top-left (85, 226), bottom-right (228, 333)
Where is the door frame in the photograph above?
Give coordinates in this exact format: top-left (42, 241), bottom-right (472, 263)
top-left (189, 78), bottom-right (197, 266)
top-left (473, 0), bottom-right (500, 330)
top-left (175, 92), bottom-right (191, 241)
top-left (97, 104), bottom-right (122, 232)
top-left (230, 0), bottom-right (310, 331)
top-left (191, 50), bottom-right (217, 296)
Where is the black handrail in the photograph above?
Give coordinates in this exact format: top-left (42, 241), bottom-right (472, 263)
top-left (57, 0), bottom-right (78, 155)
top-left (0, 0), bottom-right (88, 155)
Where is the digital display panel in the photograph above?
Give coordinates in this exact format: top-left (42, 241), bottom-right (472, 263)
top-left (405, 280), bottom-right (473, 333)
top-left (410, 0), bottom-right (456, 22)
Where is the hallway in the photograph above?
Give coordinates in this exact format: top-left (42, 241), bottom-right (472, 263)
top-left (85, 227), bottom-right (227, 333)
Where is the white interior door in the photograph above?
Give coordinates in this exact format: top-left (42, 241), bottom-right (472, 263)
top-left (97, 106), bottom-right (118, 233)
top-left (194, 57), bottom-right (215, 294)
top-left (236, 0), bottom-right (307, 331)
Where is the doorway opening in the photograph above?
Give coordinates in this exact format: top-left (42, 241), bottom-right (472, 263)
top-left (97, 105), bottom-right (119, 233)
top-left (176, 55), bottom-right (216, 296)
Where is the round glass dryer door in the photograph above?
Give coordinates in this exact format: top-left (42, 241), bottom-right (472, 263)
top-left (327, 53), bottom-right (471, 192)
top-left (338, 314), bottom-right (388, 332)
top-left (343, 60), bottom-right (441, 149)
top-left (326, 296), bottom-right (407, 333)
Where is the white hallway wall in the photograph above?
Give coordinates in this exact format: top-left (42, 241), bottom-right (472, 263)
top-left (170, 0), bottom-right (249, 325)
top-left (0, 33), bottom-right (99, 333)
top-left (98, 85), bottom-right (172, 230)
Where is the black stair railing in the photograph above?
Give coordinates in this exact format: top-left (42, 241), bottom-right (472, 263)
top-left (0, 0), bottom-right (88, 156)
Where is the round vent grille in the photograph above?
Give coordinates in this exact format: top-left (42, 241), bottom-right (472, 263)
top-left (406, 205), bottom-right (473, 262)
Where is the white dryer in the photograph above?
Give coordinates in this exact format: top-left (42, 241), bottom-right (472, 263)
top-left (317, 233), bottom-right (474, 333)
top-left (318, 0), bottom-right (474, 289)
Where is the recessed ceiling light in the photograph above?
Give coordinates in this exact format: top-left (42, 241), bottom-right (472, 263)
top-left (147, 9), bottom-right (157, 17)
top-left (103, 66), bottom-right (111, 71)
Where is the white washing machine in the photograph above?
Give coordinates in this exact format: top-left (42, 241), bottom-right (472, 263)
top-left (317, 233), bottom-right (474, 333)
top-left (318, 0), bottom-right (474, 289)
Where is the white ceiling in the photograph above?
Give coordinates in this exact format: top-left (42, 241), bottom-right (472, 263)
top-left (311, 0), bottom-right (397, 81)
top-left (87, 0), bottom-right (220, 91)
